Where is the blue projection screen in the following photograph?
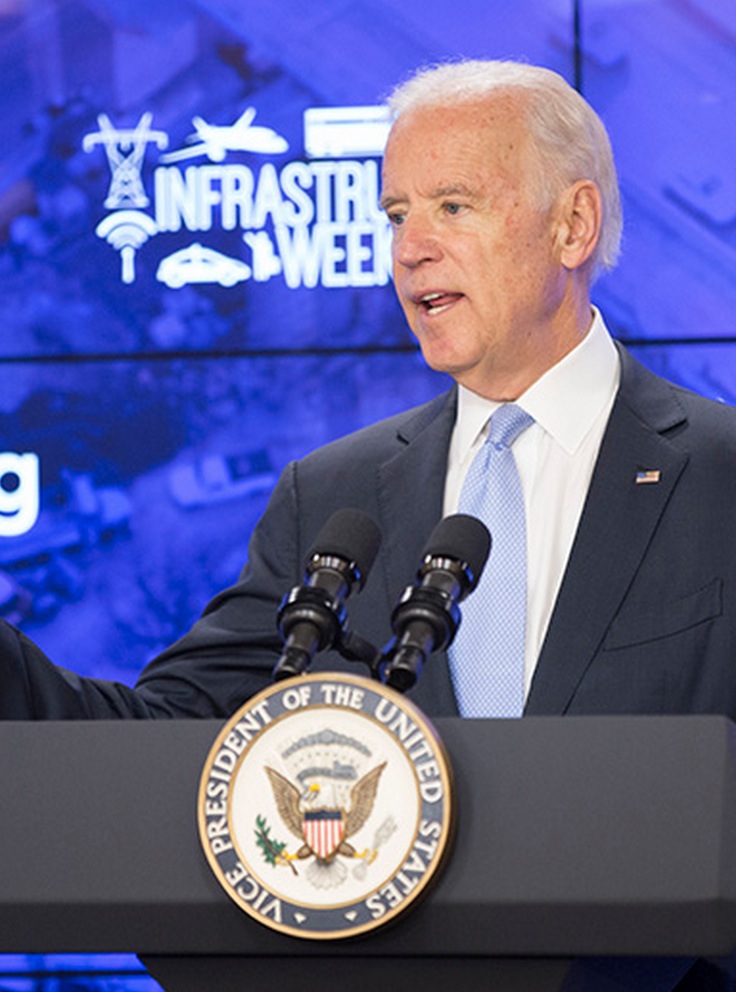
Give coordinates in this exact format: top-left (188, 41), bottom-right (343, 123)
top-left (1, 0), bottom-right (736, 988)
top-left (0, 0), bottom-right (570, 676)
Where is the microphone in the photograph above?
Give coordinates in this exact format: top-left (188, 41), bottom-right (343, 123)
top-left (273, 508), bottom-right (382, 681)
top-left (382, 514), bottom-right (491, 692)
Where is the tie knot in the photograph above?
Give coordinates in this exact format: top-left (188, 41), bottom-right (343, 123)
top-left (487, 404), bottom-right (534, 449)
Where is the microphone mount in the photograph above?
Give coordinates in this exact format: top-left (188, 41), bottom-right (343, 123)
top-left (380, 515), bottom-right (491, 692)
top-left (272, 509), bottom-right (382, 682)
top-left (272, 512), bottom-right (490, 694)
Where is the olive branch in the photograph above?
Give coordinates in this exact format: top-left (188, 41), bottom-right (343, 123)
top-left (255, 815), bottom-right (298, 875)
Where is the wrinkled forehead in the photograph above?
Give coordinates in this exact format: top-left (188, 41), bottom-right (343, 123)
top-left (381, 95), bottom-right (536, 195)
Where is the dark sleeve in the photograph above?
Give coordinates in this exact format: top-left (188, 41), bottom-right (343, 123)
top-left (0, 620), bottom-right (154, 719)
top-left (0, 403), bottom-right (414, 722)
top-left (0, 463), bottom-right (303, 720)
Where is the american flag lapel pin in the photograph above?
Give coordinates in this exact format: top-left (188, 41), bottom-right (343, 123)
top-left (636, 469), bottom-right (661, 485)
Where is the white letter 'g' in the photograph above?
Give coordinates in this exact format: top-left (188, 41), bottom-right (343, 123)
top-left (0, 452), bottom-right (40, 537)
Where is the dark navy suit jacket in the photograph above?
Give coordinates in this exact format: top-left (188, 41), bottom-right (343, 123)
top-left (4, 345), bottom-right (736, 988)
top-left (3, 346), bottom-right (736, 721)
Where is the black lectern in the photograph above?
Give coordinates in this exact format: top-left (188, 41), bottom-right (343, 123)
top-left (1, 717), bottom-right (736, 992)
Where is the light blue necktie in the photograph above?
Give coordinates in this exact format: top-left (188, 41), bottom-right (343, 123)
top-left (448, 404), bottom-right (534, 718)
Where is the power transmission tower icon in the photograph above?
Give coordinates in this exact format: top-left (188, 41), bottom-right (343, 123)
top-left (83, 112), bottom-right (168, 208)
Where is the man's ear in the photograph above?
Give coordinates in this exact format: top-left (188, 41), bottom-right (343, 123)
top-left (556, 180), bottom-right (602, 271)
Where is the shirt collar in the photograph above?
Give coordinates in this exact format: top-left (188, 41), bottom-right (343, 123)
top-left (454, 308), bottom-right (621, 459)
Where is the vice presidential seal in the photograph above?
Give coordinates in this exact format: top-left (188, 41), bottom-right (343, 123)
top-left (198, 672), bottom-right (454, 939)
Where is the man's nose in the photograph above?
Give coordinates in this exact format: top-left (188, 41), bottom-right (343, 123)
top-left (393, 216), bottom-right (442, 268)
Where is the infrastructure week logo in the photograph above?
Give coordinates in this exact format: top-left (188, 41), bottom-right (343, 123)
top-left (82, 105), bottom-right (392, 290)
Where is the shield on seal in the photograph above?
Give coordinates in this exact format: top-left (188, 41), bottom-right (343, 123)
top-left (303, 809), bottom-right (345, 860)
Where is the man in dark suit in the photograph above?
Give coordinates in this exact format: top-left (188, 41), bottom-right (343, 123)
top-left (4, 57), bottom-right (736, 990)
top-left (2, 58), bottom-right (736, 728)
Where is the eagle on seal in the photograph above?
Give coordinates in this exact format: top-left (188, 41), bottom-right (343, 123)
top-left (265, 761), bottom-right (387, 866)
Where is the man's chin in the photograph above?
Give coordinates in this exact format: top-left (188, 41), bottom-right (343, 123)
top-left (416, 343), bottom-right (473, 381)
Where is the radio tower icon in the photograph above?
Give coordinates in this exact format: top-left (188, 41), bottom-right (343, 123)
top-left (84, 113), bottom-right (168, 282)
top-left (95, 211), bottom-right (158, 283)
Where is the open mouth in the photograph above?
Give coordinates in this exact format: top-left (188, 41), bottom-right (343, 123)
top-left (418, 292), bottom-right (463, 316)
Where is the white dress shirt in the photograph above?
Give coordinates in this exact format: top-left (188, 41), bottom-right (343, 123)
top-left (444, 309), bottom-right (621, 696)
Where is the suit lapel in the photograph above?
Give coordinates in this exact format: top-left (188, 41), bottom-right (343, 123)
top-left (376, 388), bottom-right (460, 716)
top-left (525, 350), bottom-right (690, 715)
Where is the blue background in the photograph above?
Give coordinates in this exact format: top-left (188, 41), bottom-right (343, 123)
top-left (1, 0), bottom-right (735, 987)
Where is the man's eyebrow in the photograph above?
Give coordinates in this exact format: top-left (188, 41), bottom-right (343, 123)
top-left (379, 193), bottom-right (403, 212)
top-left (431, 183), bottom-right (479, 200)
top-left (379, 183), bottom-right (480, 211)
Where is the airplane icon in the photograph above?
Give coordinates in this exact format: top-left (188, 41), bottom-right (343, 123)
top-left (160, 107), bottom-right (289, 163)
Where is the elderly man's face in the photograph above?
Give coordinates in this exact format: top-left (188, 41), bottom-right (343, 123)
top-left (381, 96), bottom-right (576, 400)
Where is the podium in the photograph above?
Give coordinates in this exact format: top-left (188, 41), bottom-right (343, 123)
top-left (1, 716), bottom-right (736, 991)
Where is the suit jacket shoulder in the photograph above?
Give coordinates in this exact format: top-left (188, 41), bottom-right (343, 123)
top-left (527, 345), bottom-right (736, 717)
top-left (615, 345), bottom-right (736, 445)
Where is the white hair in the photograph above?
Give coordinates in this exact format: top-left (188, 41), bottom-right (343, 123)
top-left (387, 60), bottom-right (622, 274)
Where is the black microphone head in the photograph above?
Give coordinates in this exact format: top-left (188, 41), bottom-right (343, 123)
top-left (421, 513), bottom-right (491, 593)
top-left (306, 508), bottom-right (382, 590)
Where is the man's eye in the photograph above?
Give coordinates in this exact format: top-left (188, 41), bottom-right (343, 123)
top-left (444, 202), bottom-right (463, 215)
top-left (387, 211), bottom-right (405, 227)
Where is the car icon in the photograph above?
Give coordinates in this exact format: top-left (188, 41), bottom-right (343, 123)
top-left (156, 243), bottom-right (252, 288)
